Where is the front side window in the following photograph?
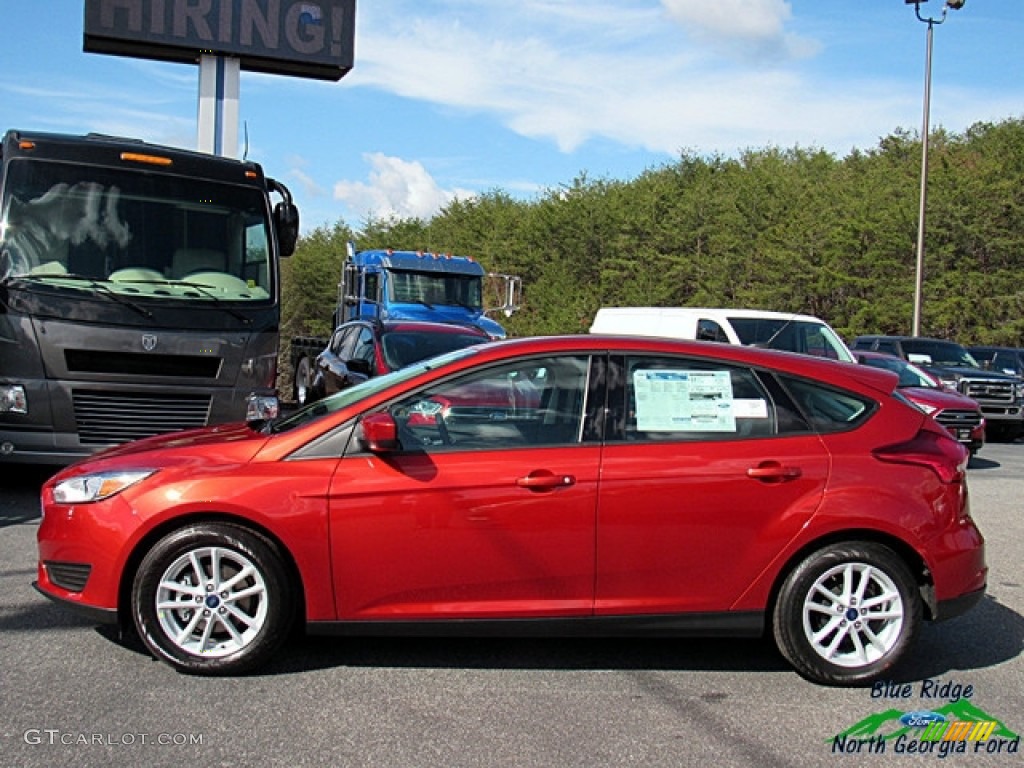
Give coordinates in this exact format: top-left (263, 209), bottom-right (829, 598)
top-left (696, 319), bottom-right (728, 342)
top-left (350, 327), bottom-right (376, 366)
top-left (387, 355), bottom-right (590, 451)
top-left (1, 157), bottom-right (273, 302)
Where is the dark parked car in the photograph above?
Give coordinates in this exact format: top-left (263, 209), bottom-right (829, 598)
top-left (968, 346), bottom-right (1024, 378)
top-left (36, 335), bottom-right (986, 685)
top-left (307, 319), bottom-right (490, 402)
top-left (854, 350), bottom-right (984, 455)
top-left (851, 335), bottom-right (1024, 441)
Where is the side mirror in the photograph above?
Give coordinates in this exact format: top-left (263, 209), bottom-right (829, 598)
top-left (274, 202), bottom-right (299, 257)
top-left (358, 412), bottom-right (400, 453)
top-left (346, 358), bottom-right (373, 377)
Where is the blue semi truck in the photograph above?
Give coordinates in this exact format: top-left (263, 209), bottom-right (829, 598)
top-left (289, 244), bottom-right (521, 403)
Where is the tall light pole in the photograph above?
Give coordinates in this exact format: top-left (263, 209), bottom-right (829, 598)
top-left (907, 0), bottom-right (965, 337)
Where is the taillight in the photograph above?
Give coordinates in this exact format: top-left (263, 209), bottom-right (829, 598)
top-left (872, 424), bottom-right (968, 484)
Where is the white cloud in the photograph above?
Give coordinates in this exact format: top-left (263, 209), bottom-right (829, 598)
top-left (660, 0), bottom-right (819, 58)
top-left (344, 0), bottom-right (838, 156)
top-left (333, 152), bottom-right (474, 220)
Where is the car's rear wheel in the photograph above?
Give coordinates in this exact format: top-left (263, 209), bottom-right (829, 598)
top-left (131, 523), bottom-right (294, 675)
top-left (773, 542), bottom-right (921, 685)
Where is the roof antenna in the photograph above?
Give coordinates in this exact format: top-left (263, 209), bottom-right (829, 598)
top-left (242, 122), bottom-right (249, 161)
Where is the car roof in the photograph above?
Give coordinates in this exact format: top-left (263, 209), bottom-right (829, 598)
top-left (475, 334), bottom-right (897, 393)
top-left (598, 307), bottom-right (829, 323)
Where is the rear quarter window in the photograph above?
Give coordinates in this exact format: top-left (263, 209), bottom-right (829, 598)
top-left (779, 376), bottom-right (875, 433)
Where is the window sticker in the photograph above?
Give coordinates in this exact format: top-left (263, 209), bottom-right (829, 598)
top-left (633, 370), bottom-right (736, 432)
top-left (733, 398), bottom-right (769, 419)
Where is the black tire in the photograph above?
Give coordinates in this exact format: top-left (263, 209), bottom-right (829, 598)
top-left (131, 523), bottom-right (294, 675)
top-left (294, 356), bottom-right (312, 405)
top-left (772, 542), bottom-right (921, 686)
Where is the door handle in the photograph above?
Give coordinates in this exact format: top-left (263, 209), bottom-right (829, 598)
top-left (516, 471), bottom-right (576, 491)
top-left (747, 462), bottom-right (802, 482)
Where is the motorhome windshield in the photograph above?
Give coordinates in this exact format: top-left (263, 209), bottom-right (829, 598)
top-left (0, 157), bottom-right (273, 302)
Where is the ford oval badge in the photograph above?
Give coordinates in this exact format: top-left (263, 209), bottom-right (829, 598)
top-left (899, 711), bottom-right (946, 728)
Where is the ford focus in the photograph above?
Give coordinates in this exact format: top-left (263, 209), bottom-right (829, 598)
top-left (35, 335), bottom-right (986, 685)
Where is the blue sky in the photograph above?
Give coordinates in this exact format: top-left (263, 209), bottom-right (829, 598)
top-left (4, 1), bottom-right (1023, 233)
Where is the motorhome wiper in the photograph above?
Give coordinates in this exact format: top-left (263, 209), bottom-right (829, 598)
top-left (15, 273), bottom-right (154, 319)
top-left (162, 280), bottom-right (253, 325)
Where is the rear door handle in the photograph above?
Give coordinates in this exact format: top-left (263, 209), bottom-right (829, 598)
top-left (516, 471), bottom-right (576, 491)
top-left (747, 462), bottom-right (802, 482)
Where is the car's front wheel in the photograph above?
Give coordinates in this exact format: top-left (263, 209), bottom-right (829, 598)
top-left (294, 356), bottom-right (312, 405)
top-left (772, 542), bottom-right (921, 686)
top-left (131, 523), bottom-right (294, 675)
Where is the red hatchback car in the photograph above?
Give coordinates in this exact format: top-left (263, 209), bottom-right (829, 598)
top-left (35, 336), bottom-right (986, 685)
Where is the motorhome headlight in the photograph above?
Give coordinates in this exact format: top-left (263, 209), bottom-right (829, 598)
top-left (0, 384), bottom-right (27, 414)
top-left (53, 470), bottom-right (156, 504)
top-left (246, 393), bottom-right (279, 421)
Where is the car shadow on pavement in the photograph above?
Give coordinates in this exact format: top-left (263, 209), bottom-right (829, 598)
top-left (967, 455), bottom-right (1001, 470)
top-left (16, 591), bottom-right (1017, 682)
top-left (879, 595), bottom-right (1023, 683)
top-left (248, 594), bottom-right (1023, 680)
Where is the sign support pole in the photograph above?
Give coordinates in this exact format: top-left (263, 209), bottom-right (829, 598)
top-left (197, 54), bottom-right (240, 158)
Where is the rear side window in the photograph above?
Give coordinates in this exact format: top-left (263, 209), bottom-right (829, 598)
top-left (779, 376), bottom-right (875, 433)
top-left (608, 356), bottom-right (794, 442)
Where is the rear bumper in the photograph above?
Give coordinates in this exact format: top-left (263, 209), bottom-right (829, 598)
top-left (933, 585), bottom-right (986, 622)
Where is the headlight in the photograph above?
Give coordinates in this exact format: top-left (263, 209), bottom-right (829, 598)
top-left (246, 393), bottom-right (279, 421)
top-left (939, 377), bottom-right (959, 393)
top-left (1015, 382), bottom-right (1024, 399)
top-left (52, 470), bottom-right (155, 504)
top-left (916, 403), bottom-right (938, 415)
top-left (0, 384), bottom-right (27, 414)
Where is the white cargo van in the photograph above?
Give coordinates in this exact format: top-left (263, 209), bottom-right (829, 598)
top-left (589, 307), bottom-right (855, 362)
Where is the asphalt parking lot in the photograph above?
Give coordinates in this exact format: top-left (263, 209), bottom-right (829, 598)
top-left (1, 444), bottom-right (1022, 768)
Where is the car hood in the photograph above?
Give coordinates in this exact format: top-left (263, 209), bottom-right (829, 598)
top-left (923, 364), bottom-right (1017, 381)
top-left (79, 422), bottom-right (269, 467)
top-left (900, 386), bottom-right (979, 411)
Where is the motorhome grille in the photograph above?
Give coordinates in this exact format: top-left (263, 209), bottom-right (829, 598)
top-left (65, 350), bottom-right (221, 378)
top-left (72, 391), bottom-right (212, 445)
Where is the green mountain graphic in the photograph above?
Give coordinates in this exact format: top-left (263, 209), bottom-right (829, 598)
top-left (832, 699), bottom-right (1019, 742)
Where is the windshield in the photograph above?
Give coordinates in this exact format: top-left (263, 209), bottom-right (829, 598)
top-left (382, 329), bottom-right (488, 369)
top-left (270, 346), bottom-right (481, 433)
top-left (388, 270), bottom-right (483, 310)
top-left (901, 340), bottom-right (979, 369)
top-left (860, 355), bottom-right (937, 388)
top-left (729, 317), bottom-right (853, 361)
top-left (0, 157), bottom-right (274, 302)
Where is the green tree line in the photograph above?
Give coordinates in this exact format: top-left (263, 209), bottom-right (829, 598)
top-left (282, 117), bottom-right (1024, 362)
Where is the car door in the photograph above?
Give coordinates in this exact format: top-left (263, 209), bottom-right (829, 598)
top-left (594, 354), bottom-right (831, 615)
top-left (327, 354), bottom-right (600, 620)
